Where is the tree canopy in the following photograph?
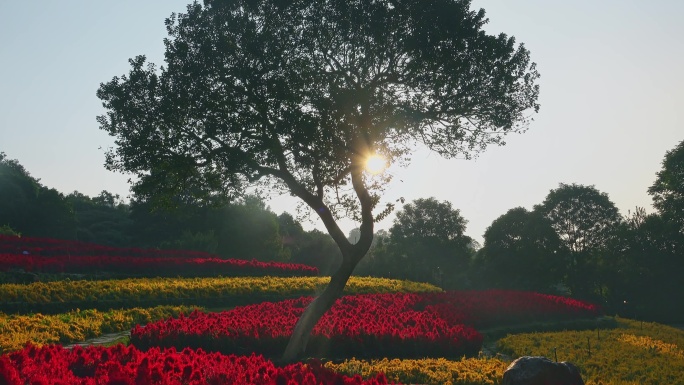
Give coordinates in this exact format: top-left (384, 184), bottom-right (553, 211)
top-left (475, 207), bottom-right (564, 292)
top-left (649, 139), bottom-right (684, 229)
top-left (97, 0), bottom-right (540, 360)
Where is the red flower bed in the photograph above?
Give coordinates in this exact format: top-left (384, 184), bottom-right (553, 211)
top-left (131, 291), bottom-right (599, 360)
top-left (131, 293), bottom-right (478, 359)
top-left (415, 290), bottom-right (600, 328)
top-left (0, 235), bottom-right (318, 277)
top-left (0, 344), bottom-right (390, 384)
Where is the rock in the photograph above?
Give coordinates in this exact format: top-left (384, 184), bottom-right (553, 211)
top-left (502, 356), bottom-right (584, 385)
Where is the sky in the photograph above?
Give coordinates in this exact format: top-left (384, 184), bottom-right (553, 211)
top-left (1, 0), bottom-right (682, 244)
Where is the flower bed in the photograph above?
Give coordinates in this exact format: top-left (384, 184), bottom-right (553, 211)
top-left (131, 291), bottom-right (599, 360)
top-left (0, 344), bottom-right (391, 384)
top-left (0, 235), bottom-right (318, 277)
top-left (0, 276), bottom-right (441, 314)
top-left (0, 305), bottom-right (199, 353)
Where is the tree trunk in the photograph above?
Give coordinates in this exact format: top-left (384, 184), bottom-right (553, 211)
top-left (281, 253), bottom-right (362, 362)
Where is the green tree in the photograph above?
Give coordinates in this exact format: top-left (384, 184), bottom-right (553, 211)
top-left (649, 139), bottom-right (684, 229)
top-left (66, 191), bottom-right (133, 247)
top-left (97, 0), bottom-right (540, 360)
top-left (289, 229), bottom-right (343, 276)
top-left (474, 207), bottom-right (565, 292)
top-left (385, 198), bottom-right (474, 288)
top-left (606, 208), bottom-right (684, 322)
top-left (534, 183), bottom-right (622, 300)
top-left (213, 196), bottom-right (286, 261)
top-left (0, 153), bottom-right (76, 239)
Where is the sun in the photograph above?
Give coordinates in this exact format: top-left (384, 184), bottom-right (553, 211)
top-left (365, 154), bottom-right (387, 174)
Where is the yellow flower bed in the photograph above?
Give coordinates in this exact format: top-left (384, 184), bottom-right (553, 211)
top-left (497, 317), bottom-right (684, 385)
top-left (0, 305), bottom-right (198, 353)
top-left (0, 276), bottom-right (440, 305)
top-left (325, 357), bottom-right (508, 385)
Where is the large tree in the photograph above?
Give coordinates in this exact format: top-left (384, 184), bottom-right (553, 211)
top-left (97, 0), bottom-right (540, 360)
top-left (534, 183), bottom-right (622, 299)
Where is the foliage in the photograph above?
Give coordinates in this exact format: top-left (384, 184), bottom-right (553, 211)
top-left (0, 153), bottom-right (76, 239)
top-left (649, 139), bottom-right (684, 228)
top-left (96, 0), bottom-right (540, 359)
top-left (534, 183), bottom-right (622, 300)
top-left (473, 207), bottom-right (565, 292)
top-left (604, 210), bottom-right (684, 322)
top-left (497, 317), bottom-right (684, 385)
top-left (66, 191), bottom-right (132, 247)
top-left (0, 225), bottom-right (19, 237)
top-left (0, 305), bottom-right (199, 353)
top-left (385, 198), bottom-right (474, 288)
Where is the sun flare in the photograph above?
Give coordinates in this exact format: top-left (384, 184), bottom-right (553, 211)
top-left (365, 154), bottom-right (387, 174)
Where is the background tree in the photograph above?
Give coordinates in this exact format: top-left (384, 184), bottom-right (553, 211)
top-left (97, 0), bottom-right (540, 360)
top-left (649, 139), bottom-right (684, 230)
top-left (67, 191), bottom-right (132, 247)
top-left (606, 208), bottom-right (684, 322)
top-left (0, 153), bottom-right (76, 239)
top-left (383, 198), bottom-right (474, 288)
top-left (212, 196), bottom-right (287, 261)
top-left (534, 183), bottom-right (622, 300)
top-left (473, 207), bottom-right (564, 292)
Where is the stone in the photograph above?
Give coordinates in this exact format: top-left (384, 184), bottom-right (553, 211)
top-left (502, 356), bottom-right (585, 385)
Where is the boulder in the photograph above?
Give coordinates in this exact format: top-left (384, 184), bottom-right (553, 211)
top-left (502, 356), bottom-right (584, 385)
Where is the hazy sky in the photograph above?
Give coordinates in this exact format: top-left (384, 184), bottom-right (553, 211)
top-left (1, 1), bottom-right (682, 244)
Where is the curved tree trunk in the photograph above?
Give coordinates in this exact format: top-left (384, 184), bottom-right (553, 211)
top-left (281, 254), bottom-right (362, 362)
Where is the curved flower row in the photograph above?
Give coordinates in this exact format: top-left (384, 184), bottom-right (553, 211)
top-left (0, 276), bottom-right (441, 314)
top-left (131, 291), bottom-right (599, 360)
top-left (0, 253), bottom-right (319, 277)
top-left (0, 305), bottom-right (199, 353)
top-left (0, 235), bottom-right (319, 277)
top-left (0, 235), bottom-right (213, 258)
top-left (0, 344), bottom-right (391, 385)
top-left (325, 357), bottom-right (508, 385)
top-left (415, 290), bottom-right (600, 328)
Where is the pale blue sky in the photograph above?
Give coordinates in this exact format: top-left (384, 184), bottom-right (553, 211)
top-left (1, 1), bottom-right (682, 243)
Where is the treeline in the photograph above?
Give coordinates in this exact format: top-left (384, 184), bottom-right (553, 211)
top-left (2, 139), bottom-right (683, 323)
top-left (0, 152), bottom-right (343, 275)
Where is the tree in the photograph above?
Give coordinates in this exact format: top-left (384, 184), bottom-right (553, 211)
top-left (534, 183), bottom-right (622, 300)
top-left (67, 191), bottom-right (132, 247)
top-left (649, 139), bottom-right (684, 229)
top-left (97, 0), bottom-right (540, 361)
top-left (212, 196), bottom-right (286, 261)
top-left (385, 198), bottom-right (473, 288)
top-left (474, 207), bottom-right (564, 292)
top-left (0, 153), bottom-right (76, 239)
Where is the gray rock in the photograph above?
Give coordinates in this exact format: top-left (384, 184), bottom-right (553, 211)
top-left (502, 356), bottom-right (584, 385)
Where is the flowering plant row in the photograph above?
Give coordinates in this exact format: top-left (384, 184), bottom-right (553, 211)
top-left (325, 357), bottom-right (508, 385)
top-left (497, 317), bottom-right (684, 385)
top-left (0, 344), bottom-right (392, 385)
top-left (0, 253), bottom-right (319, 278)
top-left (0, 235), bottom-right (318, 277)
top-left (0, 276), bottom-right (441, 314)
top-left (414, 290), bottom-right (600, 328)
top-left (132, 290), bottom-right (598, 360)
top-left (0, 305), bottom-right (199, 354)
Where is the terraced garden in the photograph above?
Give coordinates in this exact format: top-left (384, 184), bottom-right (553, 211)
top-left (1, 236), bottom-right (682, 384)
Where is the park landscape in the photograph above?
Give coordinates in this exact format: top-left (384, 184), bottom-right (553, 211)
top-left (1, 235), bottom-right (683, 384)
top-left (2, 0), bottom-right (684, 383)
